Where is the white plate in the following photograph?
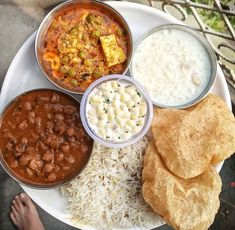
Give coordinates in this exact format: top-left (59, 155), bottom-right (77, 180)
top-left (0, 1), bottom-right (231, 230)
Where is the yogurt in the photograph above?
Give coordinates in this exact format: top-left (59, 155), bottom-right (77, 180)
top-left (86, 80), bottom-right (147, 142)
top-left (132, 27), bottom-right (212, 107)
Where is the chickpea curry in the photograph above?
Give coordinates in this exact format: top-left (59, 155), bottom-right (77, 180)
top-left (0, 90), bottom-right (93, 185)
top-left (41, 6), bottom-right (128, 92)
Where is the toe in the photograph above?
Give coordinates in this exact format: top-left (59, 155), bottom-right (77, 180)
top-left (11, 205), bottom-right (18, 218)
top-left (10, 212), bottom-right (17, 225)
top-left (20, 193), bottom-right (34, 210)
top-left (15, 195), bottom-right (24, 211)
top-left (12, 200), bottom-right (20, 212)
top-left (10, 210), bottom-right (21, 229)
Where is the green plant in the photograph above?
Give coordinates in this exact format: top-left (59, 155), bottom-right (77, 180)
top-left (189, 0), bottom-right (235, 32)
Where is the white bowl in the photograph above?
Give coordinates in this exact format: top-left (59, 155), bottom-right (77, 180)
top-left (80, 75), bottom-right (153, 148)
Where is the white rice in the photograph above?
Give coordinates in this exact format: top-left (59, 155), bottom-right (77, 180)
top-left (60, 137), bottom-right (163, 229)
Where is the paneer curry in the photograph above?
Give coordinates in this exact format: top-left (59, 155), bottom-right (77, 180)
top-left (41, 5), bottom-right (128, 92)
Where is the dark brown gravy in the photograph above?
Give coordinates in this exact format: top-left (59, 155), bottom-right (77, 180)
top-left (0, 89), bottom-right (93, 185)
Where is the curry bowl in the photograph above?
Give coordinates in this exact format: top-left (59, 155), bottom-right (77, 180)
top-left (35, 0), bottom-right (133, 95)
top-left (0, 88), bottom-right (93, 189)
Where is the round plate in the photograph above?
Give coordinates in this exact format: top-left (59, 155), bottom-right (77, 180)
top-left (0, 1), bottom-right (231, 230)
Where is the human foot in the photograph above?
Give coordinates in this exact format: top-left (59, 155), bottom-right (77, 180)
top-left (10, 193), bottom-right (44, 230)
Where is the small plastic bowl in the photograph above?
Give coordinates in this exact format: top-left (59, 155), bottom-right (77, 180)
top-left (80, 75), bottom-right (153, 148)
top-left (130, 24), bottom-right (217, 109)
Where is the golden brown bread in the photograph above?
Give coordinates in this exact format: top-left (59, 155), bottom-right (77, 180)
top-left (142, 142), bottom-right (222, 230)
top-left (152, 94), bottom-right (235, 179)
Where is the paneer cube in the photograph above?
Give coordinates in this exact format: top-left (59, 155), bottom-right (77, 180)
top-left (43, 52), bottom-right (60, 70)
top-left (100, 34), bottom-right (126, 67)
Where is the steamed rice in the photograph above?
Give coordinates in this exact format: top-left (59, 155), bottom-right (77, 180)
top-left (60, 137), bottom-right (163, 229)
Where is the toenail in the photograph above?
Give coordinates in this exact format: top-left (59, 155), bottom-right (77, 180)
top-left (20, 193), bottom-right (25, 198)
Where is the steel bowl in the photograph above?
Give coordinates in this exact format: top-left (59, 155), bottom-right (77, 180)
top-left (130, 24), bottom-right (217, 109)
top-left (35, 0), bottom-right (133, 95)
top-left (0, 88), bottom-right (93, 189)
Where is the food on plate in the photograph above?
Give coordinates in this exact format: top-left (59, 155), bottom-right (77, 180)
top-left (100, 34), bottom-right (126, 67)
top-left (81, 75), bottom-right (153, 148)
top-left (142, 142), bottom-right (222, 230)
top-left (60, 137), bottom-right (163, 229)
top-left (141, 93), bottom-right (234, 229)
top-left (40, 5), bottom-right (129, 92)
top-left (86, 80), bottom-right (147, 142)
top-left (0, 90), bottom-right (93, 185)
top-left (152, 94), bottom-right (235, 179)
top-left (131, 25), bottom-right (214, 107)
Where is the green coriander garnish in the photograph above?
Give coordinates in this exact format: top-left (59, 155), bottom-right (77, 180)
top-left (104, 99), bottom-right (111, 104)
